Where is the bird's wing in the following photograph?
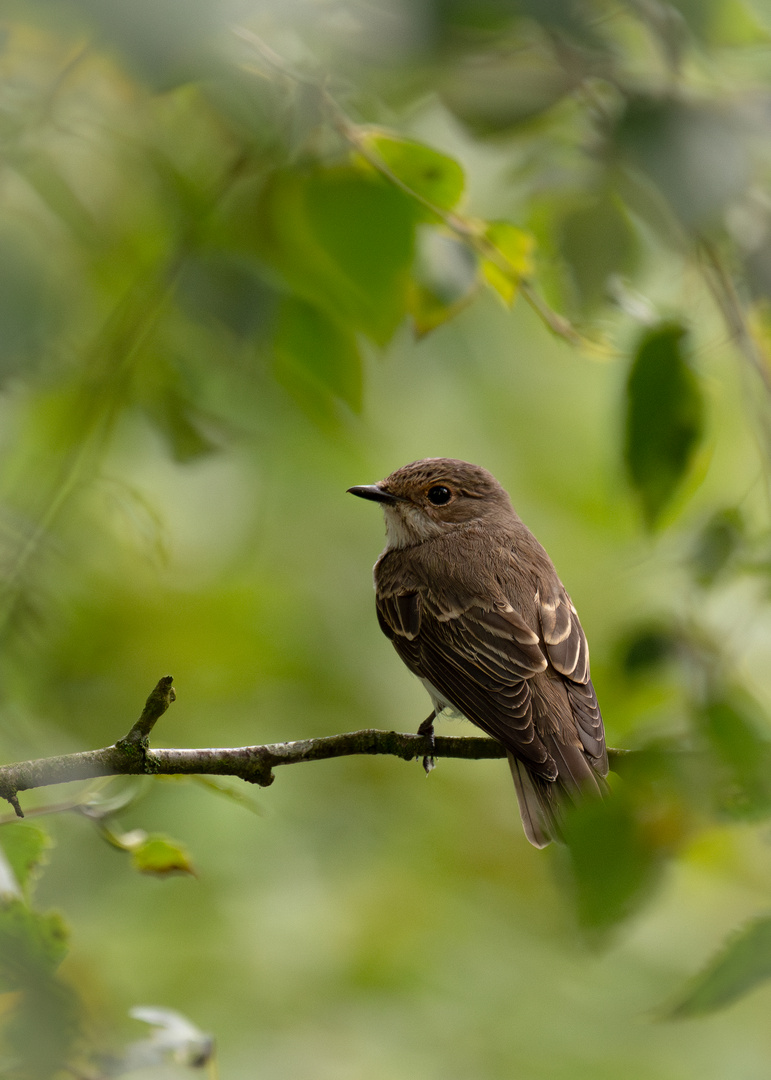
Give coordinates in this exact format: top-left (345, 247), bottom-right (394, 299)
top-left (376, 592), bottom-right (421, 641)
top-left (537, 586), bottom-right (607, 774)
top-left (377, 590), bottom-right (557, 778)
top-left (537, 586), bottom-right (589, 683)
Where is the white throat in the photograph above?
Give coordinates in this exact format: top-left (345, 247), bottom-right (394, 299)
top-left (382, 504), bottom-right (446, 549)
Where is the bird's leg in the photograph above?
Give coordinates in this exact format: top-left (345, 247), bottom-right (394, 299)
top-left (417, 710), bottom-right (436, 775)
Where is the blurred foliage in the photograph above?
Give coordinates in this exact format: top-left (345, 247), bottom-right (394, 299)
top-left (4, 0), bottom-right (771, 1076)
top-left (664, 913), bottom-right (771, 1019)
top-left (624, 321), bottom-right (704, 527)
top-left (0, 825), bottom-right (76, 1079)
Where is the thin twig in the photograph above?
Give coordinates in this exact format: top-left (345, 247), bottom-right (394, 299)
top-left (698, 237), bottom-right (771, 508)
top-left (698, 238), bottom-right (771, 396)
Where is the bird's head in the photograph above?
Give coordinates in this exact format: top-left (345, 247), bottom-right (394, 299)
top-left (348, 458), bottom-right (514, 548)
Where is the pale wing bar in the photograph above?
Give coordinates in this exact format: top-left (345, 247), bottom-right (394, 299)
top-left (538, 589), bottom-right (589, 684)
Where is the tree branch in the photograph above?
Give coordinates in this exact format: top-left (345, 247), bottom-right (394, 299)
top-left (0, 677), bottom-right (629, 817)
top-left (0, 731), bottom-right (501, 811)
top-left (118, 675), bottom-right (176, 747)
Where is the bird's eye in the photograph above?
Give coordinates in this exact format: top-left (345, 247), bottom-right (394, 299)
top-left (427, 485), bottom-right (452, 506)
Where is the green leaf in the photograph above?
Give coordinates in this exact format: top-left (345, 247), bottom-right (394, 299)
top-left (690, 508), bottom-right (743, 586)
top-left (0, 823), bottom-right (51, 898)
top-left (357, 131), bottom-right (465, 214)
top-left (0, 901), bottom-right (69, 992)
top-left (675, 0), bottom-right (769, 47)
top-left (624, 322), bottom-right (704, 527)
top-left (273, 297), bottom-right (363, 413)
top-left (440, 46), bottom-right (582, 133)
top-left (131, 834), bottom-right (196, 877)
top-left (562, 785), bottom-right (664, 933)
top-left (0, 871), bottom-right (75, 1076)
top-left (558, 195), bottom-right (639, 312)
top-left (176, 252), bottom-right (278, 339)
top-left (236, 166), bottom-right (416, 346)
top-left (142, 386), bottom-right (218, 463)
top-left (617, 622), bottom-right (680, 678)
top-left (1, 957), bottom-right (80, 1080)
top-left (698, 697), bottom-right (771, 819)
top-left (665, 915), bottom-right (771, 1018)
top-left (481, 222), bottom-right (534, 305)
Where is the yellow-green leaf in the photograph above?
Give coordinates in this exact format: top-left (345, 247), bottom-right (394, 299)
top-left (481, 222), bottom-right (535, 305)
top-left (0, 823), bottom-right (51, 898)
top-left (407, 282), bottom-right (474, 337)
top-left (358, 130), bottom-right (465, 215)
top-left (131, 834), bottom-right (196, 877)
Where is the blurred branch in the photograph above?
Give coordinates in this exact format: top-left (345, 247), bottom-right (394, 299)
top-left (698, 238), bottom-right (771, 397)
top-left (0, 677), bottom-right (627, 816)
top-left (698, 239), bottom-right (771, 503)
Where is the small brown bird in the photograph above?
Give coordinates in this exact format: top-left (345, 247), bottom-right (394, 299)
top-left (348, 458), bottom-right (608, 847)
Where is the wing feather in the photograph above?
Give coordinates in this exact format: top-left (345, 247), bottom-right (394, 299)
top-left (377, 592), bottom-right (421, 640)
top-left (379, 590), bottom-right (556, 777)
top-left (376, 582), bottom-right (607, 789)
top-left (538, 589), bottom-right (589, 684)
top-left (566, 680), bottom-right (608, 774)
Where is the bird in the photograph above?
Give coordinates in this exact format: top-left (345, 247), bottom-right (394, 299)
top-left (348, 457), bottom-right (608, 848)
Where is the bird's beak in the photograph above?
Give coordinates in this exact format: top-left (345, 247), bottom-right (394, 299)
top-left (347, 484), bottom-right (401, 506)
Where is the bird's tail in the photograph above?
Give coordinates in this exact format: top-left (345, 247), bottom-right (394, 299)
top-left (508, 754), bottom-right (554, 848)
top-left (508, 738), bottom-right (608, 848)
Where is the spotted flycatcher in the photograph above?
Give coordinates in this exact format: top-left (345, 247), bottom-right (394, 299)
top-left (348, 458), bottom-right (608, 847)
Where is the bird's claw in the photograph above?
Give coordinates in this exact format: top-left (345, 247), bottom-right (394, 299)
top-left (417, 712), bottom-right (436, 775)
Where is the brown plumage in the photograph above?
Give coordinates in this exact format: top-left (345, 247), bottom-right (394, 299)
top-left (348, 458), bottom-right (608, 848)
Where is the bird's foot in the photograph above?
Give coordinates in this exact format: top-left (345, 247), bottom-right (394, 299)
top-left (417, 711), bottom-right (436, 775)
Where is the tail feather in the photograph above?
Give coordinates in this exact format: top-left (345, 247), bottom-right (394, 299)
top-left (544, 734), bottom-right (607, 798)
top-left (509, 736), bottom-right (608, 848)
top-left (508, 753), bottom-right (556, 848)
